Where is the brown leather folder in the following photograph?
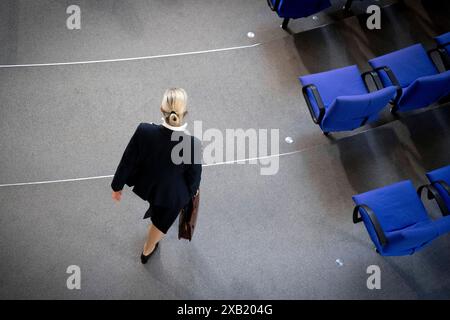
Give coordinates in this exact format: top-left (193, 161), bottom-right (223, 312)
top-left (178, 191), bottom-right (200, 241)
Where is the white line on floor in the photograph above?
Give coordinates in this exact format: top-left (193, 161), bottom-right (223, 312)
top-left (0, 118), bottom-right (390, 188)
top-left (0, 113), bottom-right (403, 188)
top-left (0, 175), bottom-right (114, 187)
top-left (0, 149), bottom-right (303, 188)
top-left (0, 43), bottom-right (261, 68)
top-left (202, 149), bottom-right (303, 166)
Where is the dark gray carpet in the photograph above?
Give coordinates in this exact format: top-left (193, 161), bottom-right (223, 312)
top-left (0, 0), bottom-right (449, 299)
top-left (0, 105), bottom-right (449, 299)
top-left (0, 0), bottom-right (397, 65)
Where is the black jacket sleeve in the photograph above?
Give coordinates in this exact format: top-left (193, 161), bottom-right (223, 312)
top-left (185, 163), bottom-right (202, 197)
top-left (184, 137), bottom-right (202, 197)
top-left (111, 124), bottom-right (141, 192)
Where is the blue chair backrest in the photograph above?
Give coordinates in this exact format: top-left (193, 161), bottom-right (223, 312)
top-left (299, 65), bottom-right (368, 107)
top-left (353, 181), bottom-right (430, 233)
top-left (274, 0), bottom-right (331, 18)
top-left (369, 44), bottom-right (439, 88)
top-left (395, 71), bottom-right (450, 111)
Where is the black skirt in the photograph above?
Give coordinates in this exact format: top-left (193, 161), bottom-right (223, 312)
top-left (143, 204), bottom-right (181, 234)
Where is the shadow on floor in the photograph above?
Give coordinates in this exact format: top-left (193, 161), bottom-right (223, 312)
top-left (291, 0), bottom-right (446, 76)
top-left (419, 0), bottom-right (450, 34)
top-left (143, 241), bottom-right (261, 299)
top-left (382, 237), bottom-right (450, 299)
top-left (337, 126), bottom-right (422, 194)
top-left (397, 104), bottom-right (450, 172)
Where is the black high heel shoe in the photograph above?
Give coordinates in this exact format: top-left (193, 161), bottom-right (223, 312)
top-left (140, 242), bottom-right (159, 264)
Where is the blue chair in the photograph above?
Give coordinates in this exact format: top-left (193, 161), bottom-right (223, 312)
top-left (299, 65), bottom-right (397, 134)
top-left (430, 32), bottom-right (450, 70)
top-left (421, 165), bottom-right (450, 215)
top-left (435, 32), bottom-right (450, 56)
top-left (353, 180), bottom-right (450, 256)
top-left (267, 0), bottom-right (331, 29)
top-left (368, 44), bottom-right (450, 113)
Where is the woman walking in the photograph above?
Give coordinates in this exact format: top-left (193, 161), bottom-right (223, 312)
top-left (111, 88), bottom-right (202, 264)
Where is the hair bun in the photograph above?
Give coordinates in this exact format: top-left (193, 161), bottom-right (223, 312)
top-left (161, 88), bottom-right (187, 127)
top-left (169, 113), bottom-right (179, 126)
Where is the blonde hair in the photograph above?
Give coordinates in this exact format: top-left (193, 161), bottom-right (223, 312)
top-left (160, 88), bottom-right (188, 127)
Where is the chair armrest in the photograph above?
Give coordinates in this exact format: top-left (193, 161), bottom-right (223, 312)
top-left (432, 181), bottom-right (450, 214)
top-left (417, 184), bottom-right (449, 216)
top-left (372, 66), bottom-right (402, 107)
top-left (361, 71), bottom-right (382, 91)
top-left (432, 180), bottom-right (450, 195)
top-left (428, 47), bottom-right (442, 56)
top-left (428, 47), bottom-right (448, 58)
top-left (302, 84), bottom-right (326, 125)
top-left (267, 0), bottom-right (280, 11)
top-left (428, 46), bottom-right (450, 71)
top-left (353, 204), bottom-right (388, 246)
top-left (373, 66), bottom-right (401, 87)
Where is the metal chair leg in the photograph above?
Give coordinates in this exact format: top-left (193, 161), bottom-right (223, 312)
top-left (281, 18), bottom-right (290, 30)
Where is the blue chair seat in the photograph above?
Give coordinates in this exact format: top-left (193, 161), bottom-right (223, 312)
top-left (268, 0), bottom-right (331, 19)
top-left (299, 65), bottom-right (397, 133)
top-left (426, 165), bottom-right (450, 212)
top-left (369, 44), bottom-right (450, 112)
top-left (397, 71), bottom-right (450, 111)
top-left (353, 180), bottom-right (450, 256)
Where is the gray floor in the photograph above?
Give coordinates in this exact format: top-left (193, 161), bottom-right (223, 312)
top-left (0, 0), bottom-right (449, 299)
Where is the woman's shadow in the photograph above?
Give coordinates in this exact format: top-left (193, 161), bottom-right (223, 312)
top-left (139, 233), bottom-right (260, 299)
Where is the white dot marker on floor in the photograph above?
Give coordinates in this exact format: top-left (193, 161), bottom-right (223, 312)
top-left (285, 137), bottom-right (294, 144)
top-left (312, 15), bottom-right (319, 20)
top-left (247, 32), bottom-right (255, 38)
top-left (335, 259), bottom-right (344, 267)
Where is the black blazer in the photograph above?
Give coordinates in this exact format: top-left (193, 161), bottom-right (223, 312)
top-left (111, 123), bottom-right (202, 210)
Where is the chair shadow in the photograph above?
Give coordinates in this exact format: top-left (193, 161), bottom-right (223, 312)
top-left (395, 104), bottom-right (450, 172)
top-left (289, 0), bottom-right (448, 77)
top-left (419, 0), bottom-right (450, 33)
top-left (382, 238), bottom-right (450, 299)
top-left (336, 126), bottom-right (424, 194)
top-left (350, 0), bottom-right (441, 60)
top-left (292, 19), bottom-right (367, 75)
